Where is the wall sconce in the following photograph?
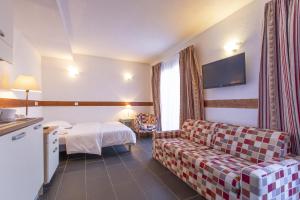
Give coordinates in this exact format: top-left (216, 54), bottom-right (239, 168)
top-left (124, 73), bottom-right (133, 81)
top-left (68, 66), bottom-right (79, 78)
top-left (224, 40), bottom-right (241, 52)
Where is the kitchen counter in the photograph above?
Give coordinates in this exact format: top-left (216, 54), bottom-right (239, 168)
top-left (0, 118), bottom-right (43, 136)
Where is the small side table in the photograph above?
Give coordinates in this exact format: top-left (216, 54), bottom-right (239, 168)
top-left (119, 118), bottom-right (134, 130)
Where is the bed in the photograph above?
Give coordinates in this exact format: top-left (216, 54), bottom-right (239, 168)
top-left (44, 121), bottom-right (136, 155)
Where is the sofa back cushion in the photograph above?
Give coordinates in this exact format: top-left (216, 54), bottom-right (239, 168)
top-left (181, 119), bottom-right (197, 139)
top-left (213, 123), bottom-right (290, 163)
top-left (189, 120), bottom-right (219, 146)
top-left (212, 123), bottom-right (240, 154)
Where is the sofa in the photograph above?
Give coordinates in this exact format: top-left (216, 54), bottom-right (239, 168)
top-left (153, 119), bottom-right (300, 200)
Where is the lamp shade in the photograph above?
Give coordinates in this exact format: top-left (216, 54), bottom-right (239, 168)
top-left (13, 75), bottom-right (40, 91)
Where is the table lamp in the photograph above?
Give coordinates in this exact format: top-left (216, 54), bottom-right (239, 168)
top-left (12, 75), bottom-right (40, 116)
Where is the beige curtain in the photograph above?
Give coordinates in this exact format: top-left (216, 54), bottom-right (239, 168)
top-left (259, 0), bottom-right (300, 155)
top-left (179, 46), bottom-right (205, 126)
top-left (151, 63), bottom-right (162, 131)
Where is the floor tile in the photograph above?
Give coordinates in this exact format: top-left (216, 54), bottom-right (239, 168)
top-left (146, 159), bottom-right (170, 176)
top-left (114, 181), bottom-right (147, 200)
top-left (123, 159), bottom-right (146, 171)
top-left (145, 185), bottom-right (178, 200)
top-left (158, 172), bottom-right (198, 200)
top-left (187, 195), bottom-right (206, 200)
top-left (44, 185), bottom-right (59, 200)
top-left (65, 159), bottom-right (85, 172)
top-left (107, 163), bottom-right (133, 186)
top-left (104, 156), bottom-right (122, 166)
top-left (86, 161), bottom-right (107, 180)
top-left (86, 177), bottom-right (116, 200)
top-left (56, 171), bottom-right (86, 200)
top-left (85, 154), bottom-right (103, 163)
top-left (131, 167), bottom-right (165, 192)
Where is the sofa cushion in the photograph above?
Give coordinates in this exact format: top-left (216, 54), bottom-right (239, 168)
top-left (154, 138), bottom-right (211, 175)
top-left (189, 120), bottom-right (219, 147)
top-left (213, 123), bottom-right (290, 163)
top-left (182, 149), bottom-right (253, 193)
top-left (155, 138), bottom-right (211, 160)
top-left (181, 119), bottom-right (198, 139)
top-left (212, 123), bottom-right (240, 154)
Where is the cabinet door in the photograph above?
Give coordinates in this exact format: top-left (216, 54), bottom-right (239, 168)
top-left (46, 142), bottom-right (59, 183)
top-left (0, 0), bottom-right (13, 46)
top-left (24, 123), bottom-right (44, 199)
top-left (0, 126), bottom-right (32, 200)
top-left (0, 123), bottom-right (43, 200)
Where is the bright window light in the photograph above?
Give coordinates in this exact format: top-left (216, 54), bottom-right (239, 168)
top-left (160, 54), bottom-right (180, 131)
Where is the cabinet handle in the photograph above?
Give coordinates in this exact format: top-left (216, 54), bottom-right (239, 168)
top-left (53, 147), bottom-right (58, 153)
top-left (52, 131), bottom-right (58, 136)
top-left (0, 30), bottom-right (4, 38)
top-left (52, 138), bottom-right (58, 144)
top-left (12, 132), bottom-right (26, 141)
top-left (34, 124), bottom-right (42, 130)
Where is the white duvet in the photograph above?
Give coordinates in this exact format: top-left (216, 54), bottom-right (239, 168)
top-left (63, 122), bottom-right (136, 155)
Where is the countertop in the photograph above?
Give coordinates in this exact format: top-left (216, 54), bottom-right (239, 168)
top-left (0, 118), bottom-right (43, 136)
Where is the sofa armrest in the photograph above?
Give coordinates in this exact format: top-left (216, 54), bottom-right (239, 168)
top-left (153, 130), bottom-right (182, 139)
top-left (241, 156), bottom-right (300, 200)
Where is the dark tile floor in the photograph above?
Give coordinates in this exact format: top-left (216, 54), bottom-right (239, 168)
top-left (40, 137), bottom-right (205, 200)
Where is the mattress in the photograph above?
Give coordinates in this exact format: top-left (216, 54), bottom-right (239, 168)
top-left (59, 121), bottom-right (136, 148)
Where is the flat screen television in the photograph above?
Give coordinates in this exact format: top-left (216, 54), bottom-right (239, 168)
top-left (202, 53), bottom-right (246, 89)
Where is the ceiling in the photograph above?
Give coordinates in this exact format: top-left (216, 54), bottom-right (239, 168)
top-left (13, 0), bottom-right (254, 64)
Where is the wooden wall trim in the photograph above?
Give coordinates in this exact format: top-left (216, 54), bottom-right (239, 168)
top-left (1, 98), bottom-right (258, 109)
top-left (39, 101), bottom-right (153, 107)
top-left (0, 98), bottom-right (153, 107)
top-left (204, 99), bottom-right (258, 109)
top-left (0, 98), bottom-right (37, 108)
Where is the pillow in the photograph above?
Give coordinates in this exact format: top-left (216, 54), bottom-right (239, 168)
top-left (43, 121), bottom-right (73, 129)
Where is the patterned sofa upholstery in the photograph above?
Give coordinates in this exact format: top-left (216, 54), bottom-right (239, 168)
top-left (153, 119), bottom-right (300, 200)
top-left (134, 113), bottom-right (157, 137)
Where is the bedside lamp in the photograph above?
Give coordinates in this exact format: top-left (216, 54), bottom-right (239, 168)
top-left (12, 75), bottom-right (40, 116)
top-left (125, 104), bottom-right (132, 118)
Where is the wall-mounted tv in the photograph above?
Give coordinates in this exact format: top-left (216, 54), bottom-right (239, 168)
top-left (202, 53), bottom-right (246, 89)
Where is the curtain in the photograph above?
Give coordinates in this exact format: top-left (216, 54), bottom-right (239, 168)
top-left (179, 46), bottom-right (205, 126)
top-left (259, 0), bottom-right (300, 155)
top-left (160, 54), bottom-right (180, 131)
top-left (151, 63), bottom-right (162, 131)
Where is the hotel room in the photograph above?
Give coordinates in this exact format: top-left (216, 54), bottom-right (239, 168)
top-left (0, 0), bottom-right (299, 200)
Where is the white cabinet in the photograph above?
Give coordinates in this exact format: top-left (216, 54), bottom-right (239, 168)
top-left (0, 123), bottom-right (44, 200)
top-left (44, 127), bottom-right (59, 184)
top-left (0, 0), bottom-right (13, 63)
top-left (0, 37), bottom-right (13, 63)
top-left (0, 0), bottom-right (13, 46)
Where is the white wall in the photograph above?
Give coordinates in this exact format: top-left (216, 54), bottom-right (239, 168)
top-left (156, 0), bottom-right (268, 126)
top-left (41, 55), bottom-right (152, 123)
top-left (0, 29), bottom-right (42, 117)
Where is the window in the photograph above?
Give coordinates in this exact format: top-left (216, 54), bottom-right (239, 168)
top-left (160, 54), bottom-right (180, 131)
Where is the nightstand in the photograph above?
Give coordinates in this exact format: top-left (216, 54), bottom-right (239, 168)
top-left (119, 118), bottom-right (134, 130)
top-left (43, 126), bottom-right (59, 184)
